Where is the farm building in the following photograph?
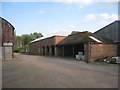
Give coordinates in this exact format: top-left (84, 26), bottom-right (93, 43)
top-left (0, 17), bottom-right (15, 59)
top-left (29, 35), bottom-right (66, 56)
top-left (29, 31), bottom-right (117, 63)
top-left (94, 20), bottom-right (120, 56)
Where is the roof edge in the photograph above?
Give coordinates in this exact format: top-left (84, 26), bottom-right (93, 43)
top-left (94, 20), bottom-right (119, 33)
top-left (0, 17), bottom-right (15, 29)
top-left (29, 35), bottom-right (66, 43)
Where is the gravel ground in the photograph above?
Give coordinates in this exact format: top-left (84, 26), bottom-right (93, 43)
top-left (2, 53), bottom-right (118, 88)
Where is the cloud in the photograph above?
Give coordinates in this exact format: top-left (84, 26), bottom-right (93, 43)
top-left (62, 0), bottom-right (93, 8)
top-left (37, 10), bottom-right (44, 14)
top-left (111, 14), bottom-right (118, 20)
top-left (84, 13), bottom-right (118, 21)
top-left (68, 24), bottom-right (76, 28)
top-left (97, 21), bottom-right (110, 25)
top-left (81, 0), bottom-right (93, 5)
top-left (2, 0), bottom-right (119, 2)
top-left (99, 13), bottom-right (118, 20)
top-left (96, 14), bottom-right (118, 26)
top-left (46, 30), bottom-right (71, 36)
top-left (85, 14), bottom-right (96, 21)
top-left (54, 0), bottom-right (119, 2)
top-left (99, 13), bottom-right (110, 19)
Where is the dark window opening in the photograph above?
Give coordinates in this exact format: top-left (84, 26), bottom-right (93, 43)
top-left (43, 46), bottom-right (45, 55)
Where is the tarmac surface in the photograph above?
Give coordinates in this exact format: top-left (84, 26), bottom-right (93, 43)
top-left (2, 53), bottom-right (118, 88)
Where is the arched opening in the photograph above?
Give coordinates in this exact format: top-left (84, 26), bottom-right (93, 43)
top-left (46, 46), bottom-right (49, 55)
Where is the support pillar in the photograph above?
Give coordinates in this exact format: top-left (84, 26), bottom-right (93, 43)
top-left (84, 43), bottom-right (91, 63)
top-left (63, 46), bottom-right (64, 57)
top-left (49, 46), bottom-right (52, 56)
top-left (55, 46), bottom-right (57, 56)
top-left (45, 46), bottom-right (47, 55)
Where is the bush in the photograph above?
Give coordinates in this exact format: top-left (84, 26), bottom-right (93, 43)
top-left (14, 49), bottom-right (21, 53)
top-left (14, 48), bottom-right (26, 53)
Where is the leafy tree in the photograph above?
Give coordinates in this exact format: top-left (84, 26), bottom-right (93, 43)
top-left (30, 32), bottom-right (43, 40)
top-left (14, 32), bottom-right (43, 53)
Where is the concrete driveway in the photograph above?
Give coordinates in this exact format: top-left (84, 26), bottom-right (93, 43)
top-left (2, 53), bottom-right (118, 88)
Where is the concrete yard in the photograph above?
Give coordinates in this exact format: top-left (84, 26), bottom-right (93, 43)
top-left (2, 53), bottom-right (118, 88)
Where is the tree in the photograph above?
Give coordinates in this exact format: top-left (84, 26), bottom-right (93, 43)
top-left (14, 32), bottom-right (43, 53)
top-left (30, 32), bottom-right (43, 40)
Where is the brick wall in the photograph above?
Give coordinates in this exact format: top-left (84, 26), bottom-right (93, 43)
top-left (40, 37), bottom-right (55, 47)
top-left (29, 41), bottom-right (40, 55)
top-left (2, 19), bottom-right (14, 44)
top-left (55, 36), bottom-right (66, 45)
top-left (29, 36), bottom-right (66, 56)
top-left (89, 44), bottom-right (117, 62)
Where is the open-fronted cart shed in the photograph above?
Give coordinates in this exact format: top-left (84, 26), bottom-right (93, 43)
top-left (57, 31), bottom-right (117, 62)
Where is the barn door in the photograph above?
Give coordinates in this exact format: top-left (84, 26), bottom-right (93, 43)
top-left (4, 47), bottom-right (12, 58)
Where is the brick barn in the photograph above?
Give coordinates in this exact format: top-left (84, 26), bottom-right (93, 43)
top-left (0, 17), bottom-right (15, 59)
top-left (29, 36), bottom-right (66, 56)
top-left (29, 31), bottom-right (117, 63)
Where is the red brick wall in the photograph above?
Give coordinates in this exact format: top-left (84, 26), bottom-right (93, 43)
top-left (55, 36), bottom-right (66, 45)
top-left (40, 37), bottom-right (55, 46)
top-left (29, 36), bottom-right (66, 56)
top-left (29, 41), bottom-right (40, 55)
top-left (2, 19), bottom-right (14, 44)
top-left (89, 44), bottom-right (117, 62)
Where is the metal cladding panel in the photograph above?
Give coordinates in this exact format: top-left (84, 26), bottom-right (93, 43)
top-left (95, 21), bottom-right (119, 42)
top-left (5, 47), bottom-right (12, 58)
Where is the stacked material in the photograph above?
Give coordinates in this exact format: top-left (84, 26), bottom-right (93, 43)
top-left (76, 52), bottom-right (84, 61)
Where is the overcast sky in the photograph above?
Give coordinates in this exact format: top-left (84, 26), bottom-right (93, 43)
top-left (1, 0), bottom-right (119, 36)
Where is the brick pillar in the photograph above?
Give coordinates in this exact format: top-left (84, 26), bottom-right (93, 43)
top-left (55, 46), bottom-right (58, 56)
top-left (41, 47), bottom-right (43, 55)
top-left (84, 43), bottom-right (91, 63)
top-left (45, 46), bottom-right (47, 55)
top-left (39, 47), bottom-right (41, 55)
top-left (49, 46), bottom-right (52, 56)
